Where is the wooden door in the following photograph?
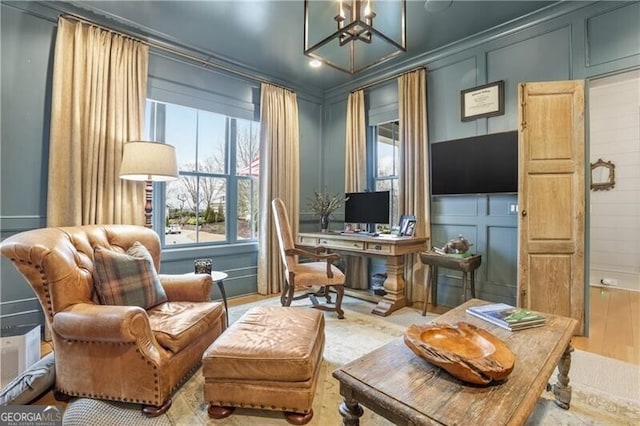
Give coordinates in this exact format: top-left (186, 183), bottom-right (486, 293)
top-left (518, 81), bottom-right (585, 335)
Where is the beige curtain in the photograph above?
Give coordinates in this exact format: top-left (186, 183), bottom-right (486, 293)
top-left (398, 69), bottom-right (430, 304)
top-left (257, 83), bottom-right (300, 295)
top-left (344, 90), bottom-right (369, 290)
top-left (47, 17), bottom-right (147, 226)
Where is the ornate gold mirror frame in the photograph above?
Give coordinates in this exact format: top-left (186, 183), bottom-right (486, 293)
top-left (590, 158), bottom-right (615, 191)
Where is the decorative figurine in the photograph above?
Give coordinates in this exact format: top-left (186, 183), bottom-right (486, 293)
top-left (442, 234), bottom-right (473, 254)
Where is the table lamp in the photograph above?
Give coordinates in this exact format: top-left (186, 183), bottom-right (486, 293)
top-left (120, 141), bottom-right (178, 228)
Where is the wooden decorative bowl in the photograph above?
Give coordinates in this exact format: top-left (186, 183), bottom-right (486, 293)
top-left (404, 322), bottom-right (515, 385)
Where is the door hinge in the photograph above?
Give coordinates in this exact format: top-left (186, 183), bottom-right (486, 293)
top-left (519, 83), bottom-right (527, 130)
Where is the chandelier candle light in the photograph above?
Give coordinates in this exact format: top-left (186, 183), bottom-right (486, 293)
top-left (304, 0), bottom-right (406, 74)
top-left (335, 0), bottom-right (376, 44)
top-left (119, 141), bottom-right (179, 228)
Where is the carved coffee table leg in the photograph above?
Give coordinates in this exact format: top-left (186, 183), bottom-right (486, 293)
top-left (546, 342), bottom-right (573, 409)
top-left (338, 393), bottom-right (364, 426)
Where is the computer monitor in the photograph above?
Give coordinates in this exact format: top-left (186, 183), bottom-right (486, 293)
top-left (344, 191), bottom-right (390, 232)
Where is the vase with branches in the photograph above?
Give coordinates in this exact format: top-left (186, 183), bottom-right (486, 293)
top-left (307, 190), bottom-right (346, 232)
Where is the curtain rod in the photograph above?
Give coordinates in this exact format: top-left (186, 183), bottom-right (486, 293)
top-left (60, 13), bottom-right (294, 94)
top-left (351, 66), bottom-right (427, 93)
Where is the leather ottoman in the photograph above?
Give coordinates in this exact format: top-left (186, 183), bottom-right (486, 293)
top-left (203, 306), bottom-right (325, 425)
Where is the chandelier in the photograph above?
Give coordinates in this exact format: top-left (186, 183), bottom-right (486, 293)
top-left (304, 0), bottom-right (407, 74)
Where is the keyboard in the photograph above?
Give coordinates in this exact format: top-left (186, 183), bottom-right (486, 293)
top-left (340, 231), bottom-right (379, 237)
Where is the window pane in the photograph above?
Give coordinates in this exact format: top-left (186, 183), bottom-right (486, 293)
top-left (197, 111), bottom-right (226, 174)
top-left (375, 179), bottom-right (399, 227)
top-left (164, 176), bottom-right (226, 245)
top-left (166, 104), bottom-right (197, 172)
top-left (373, 121), bottom-right (400, 229)
top-left (236, 119), bottom-right (260, 241)
top-left (198, 177), bottom-right (226, 243)
top-left (390, 179), bottom-right (400, 227)
top-left (376, 121), bottom-right (399, 177)
top-left (145, 100), bottom-right (155, 140)
top-left (237, 178), bottom-right (258, 240)
top-left (165, 178), bottom-right (191, 246)
top-left (235, 119), bottom-right (260, 178)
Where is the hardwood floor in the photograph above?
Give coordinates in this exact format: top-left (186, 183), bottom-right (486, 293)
top-left (32, 286), bottom-right (638, 407)
top-left (573, 286), bottom-right (640, 365)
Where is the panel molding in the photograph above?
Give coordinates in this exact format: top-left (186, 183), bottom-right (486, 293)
top-left (430, 194), bottom-right (518, 307)
top-left (0, 297), bottom-right (45, 330)
top-left (325, 0), bottom-right (590, 99)
top-left (0, 216), bottom-right (46, 233)
top-left (586, 2), bottom-right (640, 68)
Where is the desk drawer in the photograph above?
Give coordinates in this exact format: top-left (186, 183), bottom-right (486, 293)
top-left (365, 242), bottom-right (392, 254)
top-left (299, 236), bottom-right (319, 246)
top-left (318, 238), bottom-right (365, 251)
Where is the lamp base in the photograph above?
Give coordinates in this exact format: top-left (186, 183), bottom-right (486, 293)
top-left (145, 180), bottom-right (153, 228)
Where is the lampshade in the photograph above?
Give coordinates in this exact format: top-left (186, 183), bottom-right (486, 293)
top-left (304, 0), bottom-right (406, 74)
top-left (120, 141), bottom-right (178, 182)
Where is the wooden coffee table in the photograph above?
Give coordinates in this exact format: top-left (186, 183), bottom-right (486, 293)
top-left (333, 299), bottom-right (578, 425)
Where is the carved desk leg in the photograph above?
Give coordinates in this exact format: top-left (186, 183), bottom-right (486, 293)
top-left (546, 342), bottom-right (573, 409)
top-left (372, 255), bottom-right (407, 316)
top-left (338, 388), bottom-right (364, 426)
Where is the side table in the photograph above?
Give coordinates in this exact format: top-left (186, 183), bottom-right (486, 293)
top-left (210, 271), bottom-right (229, 326)
top-left (192, 271), bottom-right (229, 326)
top-left (419, 251), bottom-right (482, 315)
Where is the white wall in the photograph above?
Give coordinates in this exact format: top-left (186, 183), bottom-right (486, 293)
top-left (589, 69), bottom-right (640, 292)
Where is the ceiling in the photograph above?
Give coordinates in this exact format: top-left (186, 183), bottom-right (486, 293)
top-left (61, 0), bottom-right (559, 93)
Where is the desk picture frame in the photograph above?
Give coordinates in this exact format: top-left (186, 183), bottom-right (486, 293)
top-left (402, 219), bottom-right (417, 237)
top-left (399, 214), bottom-right (415, 236)
top-left (461, 80), bottom-right (505, 121)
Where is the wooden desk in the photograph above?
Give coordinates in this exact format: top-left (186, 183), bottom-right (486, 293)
top-left (298, 232), bottom-right (428, 316)
top-left (419, 251), bottom-right (482, 315)
top-left (333, 298), bottom-right (578, 425)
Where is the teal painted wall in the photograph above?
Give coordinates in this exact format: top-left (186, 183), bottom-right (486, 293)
top-left (1, 1), bottom-right (639, 328)
top-left (0, 2), bottom-right (326, 328)
top-left (321, 1), bottom-right (640, 307)
top-left (1, 4), bottom-right (54, 329)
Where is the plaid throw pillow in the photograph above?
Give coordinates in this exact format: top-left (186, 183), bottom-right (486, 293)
top-left (93, 242), bottom-right (168, 309)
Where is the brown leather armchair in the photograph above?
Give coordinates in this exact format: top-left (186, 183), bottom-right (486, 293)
top-left (0, 225), bottom-right (226, 416)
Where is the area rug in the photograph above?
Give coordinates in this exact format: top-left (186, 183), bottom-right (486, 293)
top-left (63, 297), bottom-right (640, 425)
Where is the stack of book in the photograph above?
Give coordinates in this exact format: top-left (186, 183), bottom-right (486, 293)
top-left (466, 303), bottom-right (546, 331)
top-left (431, 247), bottom-right (472, 258)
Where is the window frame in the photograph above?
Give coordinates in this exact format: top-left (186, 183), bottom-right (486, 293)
top-left (145, 99), bottom-right (260, 248)
top-left (368, 120), bottom-right (401, 228)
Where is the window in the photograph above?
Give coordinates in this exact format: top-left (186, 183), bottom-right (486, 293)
top-left (146, 100), bottom-right (260, 246)
top-left (371, 121), bottom-right (400, 227)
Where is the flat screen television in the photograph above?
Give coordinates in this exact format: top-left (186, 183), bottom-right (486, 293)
top-left (344, 191), bottom-right (390, 228)
top-left (430, 131), bottom-right (518, 196)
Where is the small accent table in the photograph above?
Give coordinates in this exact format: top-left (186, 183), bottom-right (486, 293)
top-left (419, 251), bottom-right (482, 315)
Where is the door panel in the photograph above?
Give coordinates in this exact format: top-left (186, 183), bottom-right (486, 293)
top-left (528, 94), bottom-right (573, 160)
top-left (518, 80), bottom-right (585, 335)
top-left (528, 175), bottom-right (573, 240)
top-left (529, 255), bottom-right (572, 313)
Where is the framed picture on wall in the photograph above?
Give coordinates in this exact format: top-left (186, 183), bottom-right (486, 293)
top-left (461, 80), bottom-right (505, 121)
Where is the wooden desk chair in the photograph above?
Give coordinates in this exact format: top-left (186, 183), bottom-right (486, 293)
top-left (271, 198), bottom-right (345, 319)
